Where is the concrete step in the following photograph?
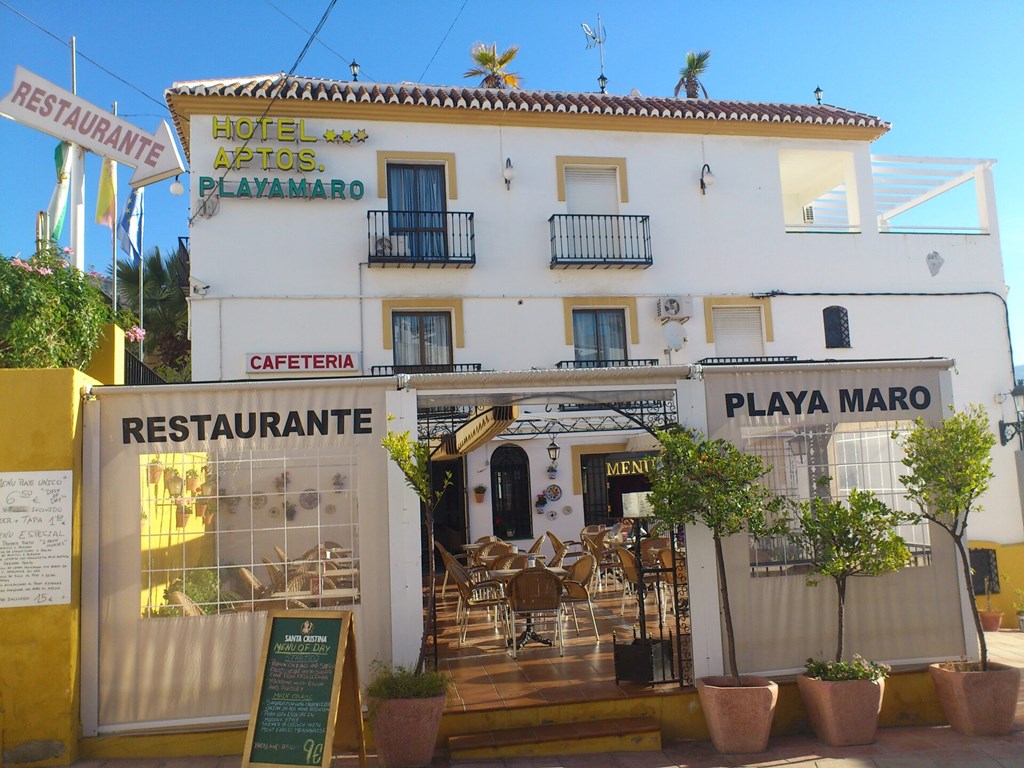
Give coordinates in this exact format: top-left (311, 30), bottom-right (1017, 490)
top-left (447, 715), bottom-right (661, 759)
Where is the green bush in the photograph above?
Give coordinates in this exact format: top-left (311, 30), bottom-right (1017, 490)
top-left (805, 655), bottom-right (890, 682)
top-left (365, 660), bottom-right (451, 701)
top-left (161, 568), bottom-right (240, 615)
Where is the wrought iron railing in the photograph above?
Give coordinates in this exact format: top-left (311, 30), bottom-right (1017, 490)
top-left (124, 350), bottom-right (165, 385)
top-left (556, 358), bottom-right (658, 369)
top-left (548, 214), bottom-right (652, 268)
top-left (370, 363), bottom-right (483, 376)
top-left (367, 210), bottom-right (475, 266)
top-left (698, 356), bottom-right (799, 365)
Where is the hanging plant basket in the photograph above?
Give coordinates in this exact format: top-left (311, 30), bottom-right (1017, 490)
top-left (175, 505), bottom-right (188, 528)
top-left (147, 461), bottom-right (163, 484)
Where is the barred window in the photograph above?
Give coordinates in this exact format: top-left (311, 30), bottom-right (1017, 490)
top-left (823, 306), bottom-right (850, 348)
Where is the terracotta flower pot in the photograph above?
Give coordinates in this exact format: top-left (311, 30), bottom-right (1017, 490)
top-left (796, 674), bottom-right (884, 746)
top-left (473, 491), bottom-right (485, 503)
top-left (147, 462), bottom-right (163, 484)
top-left (979, 610), bottom-right (1003, 631)
top-left (929, 661), bottom-right (1021, 736)
top-left (370, 694), bottom-right (446, 767)
top-left (696, 675), bottom-right (778, 754)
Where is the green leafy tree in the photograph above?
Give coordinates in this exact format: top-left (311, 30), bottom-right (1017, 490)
top-left (674, 49), bottom-right (711, 98)
top-left (464, 42), bottom-right (521, 89)
top-left (646, 426), bottom-right (787, 682)
top-left (894, 404), bottom-right (997, 668)
top-left (381, 420), bottom-right (452, 674)
top-left (0, 243), bottom-right (135, 369)
top-left (789, 487), bottom-right (912, 665)
top-left (113, 245), bottom-right (190, 375)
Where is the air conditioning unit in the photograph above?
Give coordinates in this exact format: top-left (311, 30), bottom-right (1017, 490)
top-left (656, 295), bottom-right (692, 323)
top-left (802, 204), bottom-right (814, 224)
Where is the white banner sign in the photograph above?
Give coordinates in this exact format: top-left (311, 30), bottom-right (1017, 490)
top-left (0, 470), bottom-right (73, 608)
top-left (0, 66), bottom-right (185, 187)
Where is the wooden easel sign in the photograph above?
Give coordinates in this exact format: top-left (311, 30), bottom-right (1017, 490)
top-left (242, 610), bottom-right (365, 768)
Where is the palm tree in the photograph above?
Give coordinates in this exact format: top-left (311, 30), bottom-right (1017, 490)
top-left (464, 42), bottom-right (521, 89)
top-left (113, 245), bottom-right (190, 374)
top-left (674, 49), bottom-right (711, 99)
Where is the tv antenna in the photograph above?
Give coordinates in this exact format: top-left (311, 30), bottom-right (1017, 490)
top-left (581, 15), bottom-right (608, 93)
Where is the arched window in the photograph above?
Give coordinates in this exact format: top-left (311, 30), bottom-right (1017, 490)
top-left (490, 445), bottom-right (531, 540)
top-left (823, 306), bottom-right (850, 349)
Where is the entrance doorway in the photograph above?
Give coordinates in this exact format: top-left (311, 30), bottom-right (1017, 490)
top-left (427, 458), bottom-right (466, 571)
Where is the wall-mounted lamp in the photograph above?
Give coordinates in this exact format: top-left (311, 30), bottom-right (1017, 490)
top-left (814, 85), bottom-right (823, 105)
top-left (598, 73), bottom-right (608, 94)
top-left (349, 60), bottom-right (360, 82)
top-left (998, 379), bottom-right (1024, 447)
top-left (547, 436), bottom-right (561, 464)
top-left (503, 157), bottom-right (514, 190)
top-left (700, 163), bottom-right (715, 195)
top-left (169, 175), bottom-right (184, 196)
top-left (787, 433), bottom-right (809, 458)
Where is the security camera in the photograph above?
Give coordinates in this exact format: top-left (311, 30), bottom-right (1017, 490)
top-left (189, 276), bottom-right (210, 296)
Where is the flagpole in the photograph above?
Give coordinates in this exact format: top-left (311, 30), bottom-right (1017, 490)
top-left (139, 209), bottom-right (144, 360)
top-left (110, 102), bottom-right (118, 312)
top-left (68, 36), bottom-right (85, 270)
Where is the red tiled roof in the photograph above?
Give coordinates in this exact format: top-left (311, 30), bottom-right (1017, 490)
top-left (165, 74), bottom-right (890, 156)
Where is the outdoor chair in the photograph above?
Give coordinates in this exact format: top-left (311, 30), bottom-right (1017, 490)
top-left (560, 553), bottom-right (598, 637)
top-left (449, 562), bottom-right (506, 647)
top-left (582, 531), bottom-right (619, 591)
top-left (505, 566), bottom-right (564, 659)
top-left (616, 545), bottom-right (661, 617)
top-left (475, 541), bottom-right (514, 569)
top-left (238, 566), bottom-right (270, 602)
top-left (261, 556), bottom-right (286, 592)
top-left (166, 591), bottom-right (204, 617)
top-left (527, 533), bottom-right (548, 555)
top-left (494, 553), bottom-right (530, 570)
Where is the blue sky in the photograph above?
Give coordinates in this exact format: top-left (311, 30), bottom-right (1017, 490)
top-left (2, 1), bottom-right (1022, 368)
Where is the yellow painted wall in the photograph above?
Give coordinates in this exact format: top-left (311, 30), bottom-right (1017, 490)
top-left (0, 367), bottom-right (98, 766)
top-left (971, 540), bottom-right (1024, 628)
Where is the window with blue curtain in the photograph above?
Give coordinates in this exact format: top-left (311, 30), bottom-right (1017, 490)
top-left (386, 164), bottom-right (447, 260)
top-left (392, 312), bottom-right (452, 369)
top-left (572, 308), bottom-right (627, 363)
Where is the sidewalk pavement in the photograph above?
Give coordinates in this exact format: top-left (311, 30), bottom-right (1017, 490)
top-left (70, 631), bottom-right (1024, 768)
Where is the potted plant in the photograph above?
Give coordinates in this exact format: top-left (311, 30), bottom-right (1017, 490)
top-left (365, 660), bottom-right (451, 768)
top-left (147, 459), bottom-right (163, 484)
top-left (546, 464), bottom-right (558, 479)
top-left (535, 493), bottom-right (548, 511)
top-left (978, 576), bottom-right (1004, 631)
top-left (472, 484), bottom-right (486, 503)
top-left (894, 404), bottom-right (1021, 735)
top-left (1014, 588), bottom-right (1024, 632)
top-left (646, 426), bottom-right (787, 754)
top-left (185, 468), bottom-right (201, 493)
top-left (788, 487), bottom-right (912, 746)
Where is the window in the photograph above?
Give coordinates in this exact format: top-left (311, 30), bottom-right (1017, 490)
top-left (392, 311), bottom-right (452, 369)
top-left (565, 167), bottom-right (620, 215)
top-left (386, 164), bottom-right (447, 259)
top-left (711, 306), bottom-right (765, 357)
top-left (573, 308), bottom-right (627, 363)
top-left (490, 445), bottom-right (531, 539)
top-left (823, 306), bottom-right (851, 348)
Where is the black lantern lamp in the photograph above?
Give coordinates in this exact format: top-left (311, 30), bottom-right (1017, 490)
top-left (547, 437), bottom-right (561, 464)
top-left (999, 380), bottom-right (1024, 447)
top-left (597, 73), bottom-right (608, 94)
top-left (349, 60), bottom-right (360, 82)
top-left (814, 85), bottom-right (823, 105)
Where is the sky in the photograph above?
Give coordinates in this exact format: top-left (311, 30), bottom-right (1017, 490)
top-left (1, 0), bottom-right (1023, 368)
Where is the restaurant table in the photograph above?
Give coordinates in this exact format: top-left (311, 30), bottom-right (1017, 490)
top-left (487, 567), bottom-right (567, 650)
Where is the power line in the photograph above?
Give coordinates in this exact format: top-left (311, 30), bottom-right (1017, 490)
top-left (263, 0), bottom-right (364, 78)
top-left (418, 0), bottom-right (469, 83)
top-left (0, 0), bottom-right (168, 111)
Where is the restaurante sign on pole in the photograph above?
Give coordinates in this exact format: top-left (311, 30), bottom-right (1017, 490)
top-left (0, 65), bottom-right (185, 188)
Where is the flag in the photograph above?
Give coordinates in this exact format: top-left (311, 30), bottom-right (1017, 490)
top-left (118, 187), bottom-right (144, 266)
top-left (45, 141), bottom-right (74, 241)
top-left (95, 157), bottom-right (117, 228)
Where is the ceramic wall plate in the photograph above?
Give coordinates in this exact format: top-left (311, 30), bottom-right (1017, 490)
top-left (325, 503), bottom-right (337, 515)
top-left (545, 484), bottom-right (562, 502)
top-left (562, 505), bottom-right (573, 515)
top-left (299, 489), bottom-right (319, 509)
top-left (547, 508), bottom-right (558, 520)
top-left (252, 493), bottom-right (267, 510)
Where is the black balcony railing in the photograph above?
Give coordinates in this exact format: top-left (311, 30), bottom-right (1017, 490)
top-left (549, 214), bottom-right (652, 268)
top-left (367, 210), bottom-right (475, 267)
top-left (699, 356), bottom-right (799, 366)
top-left (124, 350), bottom-right (165, 385)
top-left (370, 363), bottom-right (483, 376)
top-left (556, 358), bottom-right (659, 369)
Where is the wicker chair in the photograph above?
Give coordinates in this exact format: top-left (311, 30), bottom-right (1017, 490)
top-left (505, 567), bottom-right (564, 658)
top-left (238, 566), bottom-right (271, 602)
top-left (560, 553), bottom-right (598, 636)
top-left (526, 533), bottom-right (547, 555)
top-left (166, 591), bottom-right (204, 617)
top-left (448, 561), bottom-right (506, 646)
top-left (494, 553), bottom-right (531, 570)
top-left (261, 556), bottom-right (286, 592)
top-left (616, 545), bottom-right (661, 616)
top-left (475, 541), bottom-right (514, 569)
top-left (582, 532), bottom-right (619, 591)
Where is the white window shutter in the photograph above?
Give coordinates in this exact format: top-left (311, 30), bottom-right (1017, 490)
top-left (565, 167), bottom-right (619, 215)
top-left (712, 307), bottom-right (765, 357)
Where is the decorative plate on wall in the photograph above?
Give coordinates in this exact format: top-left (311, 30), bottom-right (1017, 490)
top-left (544, 484), bottom-right (562, 502)
top-left (547, 509), bottom-right (559, 520)
top-left (562, 505), bottom-right (573, 515)
top-left (252, 493), bottom-right (267, 510)
top-left (299, 489), bottom-right (319, 509)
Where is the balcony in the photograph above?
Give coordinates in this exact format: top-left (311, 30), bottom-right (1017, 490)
top-left (556, 358), bottom-right (659, 369)
top-left (367, 211), bottom-right (475, 267)
top-left (548, 214), bottom-right (652, 269)
top-left (369, 363), bottom-right (483, 376)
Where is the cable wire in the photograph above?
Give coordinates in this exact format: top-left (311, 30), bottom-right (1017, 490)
top-left (417, 0), bottom-right (469, 83)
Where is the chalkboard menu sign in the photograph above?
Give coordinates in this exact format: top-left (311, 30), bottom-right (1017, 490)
top-left (243, 610), bottom-right (364, 768)
top-left (0, 470), bottom-right (73, 607)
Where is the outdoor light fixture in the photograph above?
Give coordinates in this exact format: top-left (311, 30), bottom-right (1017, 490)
top-left (598, 73), bottom-right (608, 94)
top-left (700, 163), bottom-right (715, 195)
top-left (503, 157), bottom-right (514, 190)
top-left (787, 433), bottom-right (809, 458)
top-left (169, 175), bottom-right (184, 196)
top-left (349, 60), bottom-right (360, 81)
top-left (998, 379), bottom-right (1024, 447)
top-left (547, 437), bottom-right (560, 464)
top-left (814, 85), bottom-right (823, 105)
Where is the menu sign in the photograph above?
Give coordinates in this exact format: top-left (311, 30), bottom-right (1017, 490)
top-left (243, 610), bottom-right (364, 768)
top-left (0, 470), bottom-right (72, 607)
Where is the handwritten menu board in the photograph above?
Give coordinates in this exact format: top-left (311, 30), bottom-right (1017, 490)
top-left (243, 610), bottom-right (364, 768)
top-left (0, 470), bottom-right (72, 607)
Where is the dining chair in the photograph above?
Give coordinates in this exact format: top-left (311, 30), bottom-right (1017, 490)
top-left (494, 553), bottom-right (530, 570)
top-left (261, 556), bottom-right (286, 592)
top-left (167, 590), bottom-right (204, 616)
top-left (616, 545), bottom-right (660, 616)
top-left (436, 541), bottom-right (476, 597)
top-left (449, 562), bottom-right (506, 646)
top-left (505, 566), bottom-right (564, 659)
top-left (657, 546), bottom-right (688, 616)
top-left (238, 566), bottom-right (270, 602)
top-left (527, 533), bottom-right (547, 555)
top-left (476, 541), bottom-right (514, 569)
top-left (641, 536), bottom-right (671, 568)
top-left (547, 530), bottom-right (583, 566)
top-left (560, 553), bottom-right (598, 637)
top-left (582, 532), bottom-right (618, 591)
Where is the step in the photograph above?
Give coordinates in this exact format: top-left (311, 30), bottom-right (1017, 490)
top-left (447, 715), bottom-right (661, 759)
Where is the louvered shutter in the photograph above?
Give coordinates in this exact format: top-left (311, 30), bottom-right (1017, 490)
top-left (565, 167), bottom-right (619, 214)
top-left (712, 307), bottom-right (765, 357)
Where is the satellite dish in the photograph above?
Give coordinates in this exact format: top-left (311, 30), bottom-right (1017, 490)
top-left (662, 321), bottom-right (686, 352)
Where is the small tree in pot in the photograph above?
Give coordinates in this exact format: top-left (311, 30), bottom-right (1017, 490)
top-left (646, 426), bottom-right (787, 754)
top-left (788, 487), bottom-right (911, 745)
top-left (894, 404), bottom-right (1020, 735)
